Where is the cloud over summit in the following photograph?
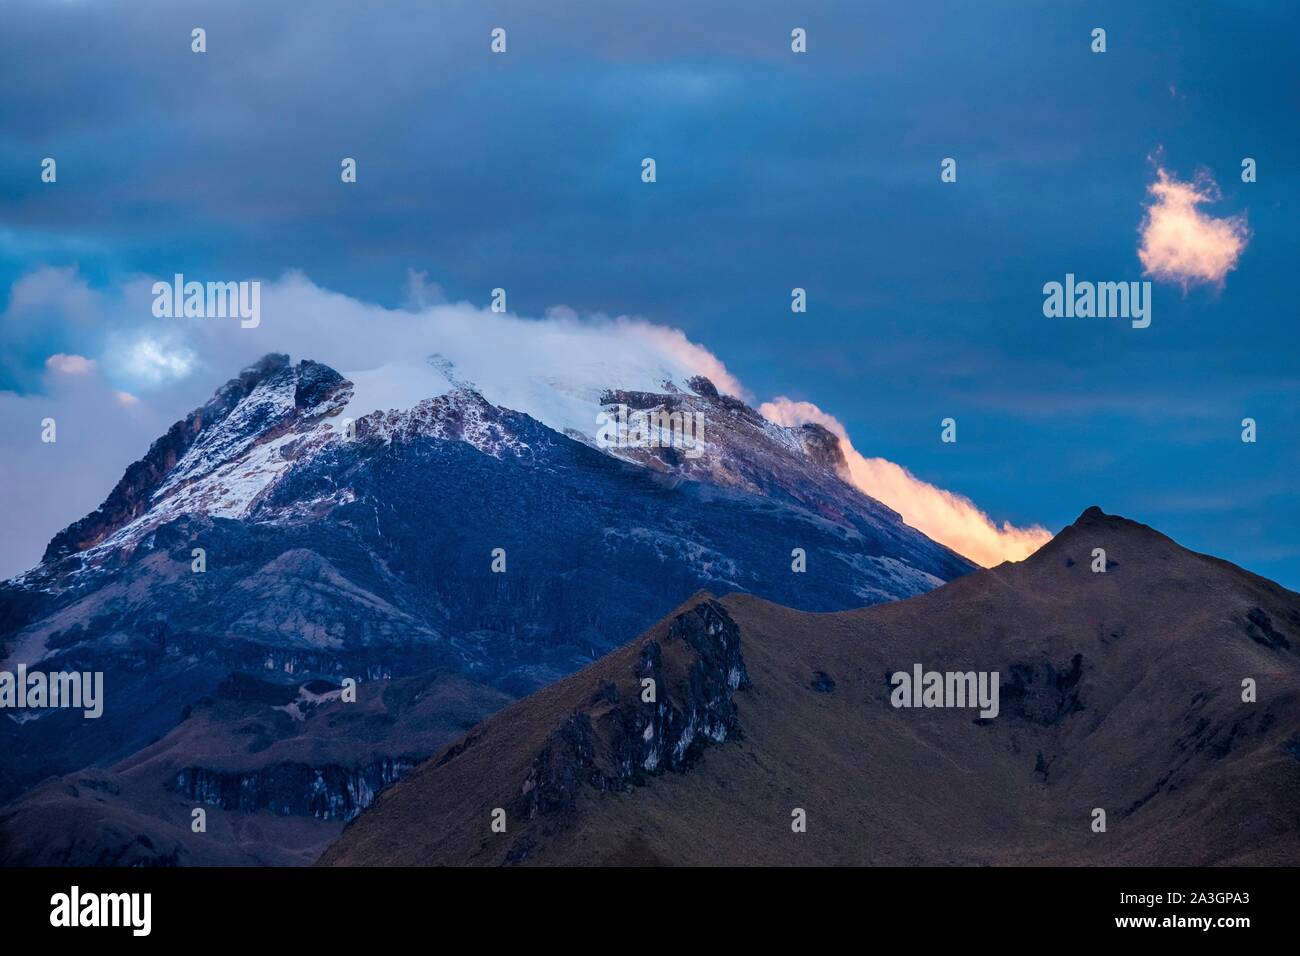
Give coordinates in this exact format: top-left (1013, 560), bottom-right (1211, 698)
top-left (759, 398), bottom-right (1053, 567)
top-left (0, 268), bottom-right (1043, 576)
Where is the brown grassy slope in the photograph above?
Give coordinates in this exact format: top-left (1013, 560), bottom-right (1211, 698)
top-left (319, 507), bottom-right (1300, 866)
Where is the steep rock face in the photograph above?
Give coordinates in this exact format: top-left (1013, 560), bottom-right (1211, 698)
top-left (798, 422), bottom-right (849, 472)
top-left (318, 594), bottom-right (756, 866)
top-left (631, 600), bottom-right (750, 771)
top-left (517, 600), bottom-right (748, 834)
top-left (173, 757), bottom-right (412, 821)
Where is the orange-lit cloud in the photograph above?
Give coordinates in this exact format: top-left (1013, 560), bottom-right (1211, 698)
top-left (1138, 167), bottom-right (1249, 288)
top-left (760, 398), bottom-right (1052, 567)
top-left (45, 353), bottom-right (95, 375)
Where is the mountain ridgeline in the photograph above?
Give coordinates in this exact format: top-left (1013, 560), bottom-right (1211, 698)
top-left (321, 508), bottom-right (1300, 867)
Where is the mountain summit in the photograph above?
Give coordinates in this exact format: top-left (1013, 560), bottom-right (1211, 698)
top-left (41, 354), bottom-right (349, 566)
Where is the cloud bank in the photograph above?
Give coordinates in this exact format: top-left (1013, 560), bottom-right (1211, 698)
top-left (760, 398), bottom-right (1052, 566)
top-left (1138, 167), bottom-right (1249, 288)
top-left (0, 267), bottom-right (1045, 577)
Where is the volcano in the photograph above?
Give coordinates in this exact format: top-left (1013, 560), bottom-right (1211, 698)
top-left (0, 353), bottom-right (971, 864)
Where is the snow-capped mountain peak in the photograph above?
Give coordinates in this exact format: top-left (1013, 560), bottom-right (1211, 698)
top-left (23, 353), bottom-right (973, 597)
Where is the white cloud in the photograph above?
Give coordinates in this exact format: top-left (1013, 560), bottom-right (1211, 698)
top-left (242, 272), bottom-right (749, 439)
top-left (401, 268), bottom-right (446, 310)
top-left (113, 335), bottom-right (197, 386)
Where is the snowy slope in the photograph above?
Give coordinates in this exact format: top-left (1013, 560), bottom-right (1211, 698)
top-left (339, 350), bottom-right (718, 449)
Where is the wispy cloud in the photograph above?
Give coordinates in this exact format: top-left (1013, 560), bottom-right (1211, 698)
top-left (1138, 165), bottom-right (1249, 288)
top-left (112, 336), bottom-right (197, 386)
top-left (759, 398), bottom-right (1052, 566)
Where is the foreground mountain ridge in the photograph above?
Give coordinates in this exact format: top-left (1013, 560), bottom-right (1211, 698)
top-left (321, 506), bottom-right (1300, 866)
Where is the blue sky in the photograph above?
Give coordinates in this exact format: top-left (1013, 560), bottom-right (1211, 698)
top-left (1, 0), bottom-right (1297, 585)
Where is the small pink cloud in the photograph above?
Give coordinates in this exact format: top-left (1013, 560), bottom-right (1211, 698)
top-left (114, 391), bottom-right (141, 407)
top-left (760, 397), bottom-right (1052, 567)
top-left (45, 353), bottom-right (96, 375)
top-left (1138, 166), bottom-right (1249, 288)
